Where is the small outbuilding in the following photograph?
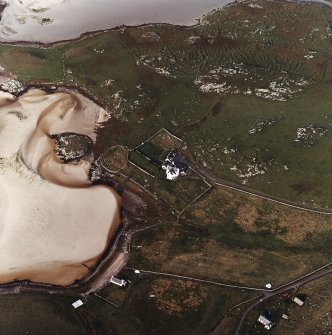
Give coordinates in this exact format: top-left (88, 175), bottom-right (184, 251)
top-left (110, 276), bottom-right (128, 287)
top-left (258, 315), bottom-right (274, 330)
top-left (72, 299), bottom-right (84, 309)
top-left (292, 296), bottom-right (304, 306)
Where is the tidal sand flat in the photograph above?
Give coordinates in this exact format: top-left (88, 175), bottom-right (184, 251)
top-left (0, 89), bottom-right (121, 286)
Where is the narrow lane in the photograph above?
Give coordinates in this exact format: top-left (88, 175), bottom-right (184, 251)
top-left (193, 167), bottom-right (332, 215)
top-left (126, 268), bottom-right (268, 292)
top-left (235, 265), bottom-right (332, 334)
top-left (126, 263), bottom-right (332, 335)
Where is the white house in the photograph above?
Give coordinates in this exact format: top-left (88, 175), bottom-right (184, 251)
top-left (163, 164), bottom-right (180, 180)
top-left (72, 299), bottom-right (84, 309)
top-left (293, 296), bottom-right (304, 306)
top-left (162, 151), bottom-right (189, 181)
top-left (258, 315), bottom-right (274, 330)
top-left (110, 276), bottom-right (127, 287)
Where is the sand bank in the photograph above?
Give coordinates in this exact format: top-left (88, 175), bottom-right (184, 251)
top-left (0, 89), bottom-right (121, 286)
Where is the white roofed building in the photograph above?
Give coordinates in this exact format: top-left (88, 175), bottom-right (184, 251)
top-left (72, 299), bottom-right (84, 309)
top-left (162, 150), bottom-right (189, 181)
top-left (293, 296), bottom-right (304, 306)
top-left (258, 315), bottom-right (274, 330)
top-left (110, 276), bottom-right (128, 287)
top-left (163, 164), bottom-right (180, 180)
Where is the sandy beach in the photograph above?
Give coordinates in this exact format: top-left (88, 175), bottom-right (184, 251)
top-left (0, 89), bottom-right (121, 286)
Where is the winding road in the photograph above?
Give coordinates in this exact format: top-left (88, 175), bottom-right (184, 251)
top-left (234, 262), bottom-right (332, 335)
top-left (127, 263), bottom-right (332, 335)
top-left (189, 164), bottom-right (332, 333)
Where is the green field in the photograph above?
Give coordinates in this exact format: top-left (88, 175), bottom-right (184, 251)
top-left (128, 150), bottom-right (160, 176)
top-left (0, 293), bottom-right (87, 335)
top-left (69, 269), bottom-right (257, 335)
top-left (129, 185), bottom-right (332, 288)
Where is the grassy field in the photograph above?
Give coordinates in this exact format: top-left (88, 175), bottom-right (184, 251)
top-left (0, 293), bottom-right (87, 335)
top-left (128, 185), bottom-right (332, 287)
top-left (184, 83), bottom-right (332, 208)
top-left (128, 150), bottom-right (160, 176)
top-left (73, 268), bottom-right (258, 335)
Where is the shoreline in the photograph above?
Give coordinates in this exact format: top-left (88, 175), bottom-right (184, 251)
top-left (0, 0), bottom-right (236, 44)
top-left (0, 0), bottom-right (327, 57)
top-left (0, 0), bottom-right (329, 47)
top-left (0, 187), bottom-right (134, 296)
top-left (0, 22), bottom-right (197, 48)
top-left (0, 83), bottom-right (156, 295)
top-left (0, 179), bottom-right (151, 295)
top-left (0, 86), bottom-right (132, 293)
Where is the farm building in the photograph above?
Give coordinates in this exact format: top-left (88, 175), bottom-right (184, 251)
top-left (162, 150), bottom-right (189, 181)
top-left (110, 276), bottom-right (128, 287)
top-left (72, 299), bottom-right (84, 309)
top-left (293, 296), bottom-right (305, 306)
top-left (258, 315), bottom-right (274, 330)
top-left (282, 314), bottom-right (289, 320)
